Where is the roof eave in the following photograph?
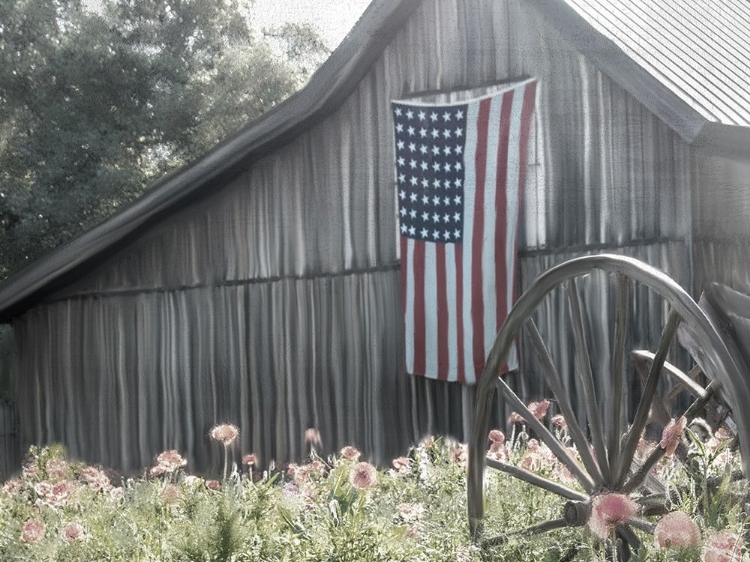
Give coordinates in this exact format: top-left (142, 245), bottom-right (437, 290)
top-left (0, 0), bottom-right (421, 324)
top-left (693, 123), bottom-right (750, 160)
top-left (525, 0), bottom-right (707, 144)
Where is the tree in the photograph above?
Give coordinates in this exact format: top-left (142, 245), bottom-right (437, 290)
top-left (0, 0), bottom-right (330, 281)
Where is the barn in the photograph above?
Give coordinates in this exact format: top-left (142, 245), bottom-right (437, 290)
top-left (0, 0), bottom-right (748, 477)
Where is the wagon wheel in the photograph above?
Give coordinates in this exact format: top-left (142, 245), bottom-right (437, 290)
top-left (467, 254), bottom-right (747, 555)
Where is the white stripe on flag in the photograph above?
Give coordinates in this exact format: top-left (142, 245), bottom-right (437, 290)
top-left (404, 238), bottom-right (415, 373)
top-left (445, 243), bottom-right (458, 382)
top-left (424, 242), bottom-right (438, 378)
top-left (504, 85), bottom-right (526, 370)
top-left (482, 94), bottom-right (503, 357)
top-left (462, 101), bottom-right (480, 384)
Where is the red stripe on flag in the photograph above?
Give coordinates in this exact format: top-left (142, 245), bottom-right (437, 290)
top-left (412, 240), bottom-right (426, 376)
top-left (436, 244), bottom-right (449, 380)
top-left (455, 244), bottom-right (465, 383)
top-left (471, 99), bottom-right (492, 375)
top-left (494, 91), bottom-right (514, 373)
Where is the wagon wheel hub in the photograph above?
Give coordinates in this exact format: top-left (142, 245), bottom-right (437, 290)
top-left (563, 500), bottom-right (590, 527)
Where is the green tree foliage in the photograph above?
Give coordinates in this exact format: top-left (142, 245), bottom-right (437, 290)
top-left (0, 0), bottom-right (330, 281)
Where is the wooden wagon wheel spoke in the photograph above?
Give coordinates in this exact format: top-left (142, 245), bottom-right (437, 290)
top-left (615, 525), bottom-right (641, 555)
top-left (486, 457), bottom-right (589, 502)
top-left (613, 309), bottom-right (680, 488)
top-left (567, 279), bottom-right (612, 484)
top-left (622, 382), bottom-right (718, 494)
top-left (495, 374), bottom-right (596, 493)
top-left (526, 319), bottom-right (604, 486)
top-left (481, 518), bottom-right (570, 548)
top-left (609, 274), bottom-right (629, 479)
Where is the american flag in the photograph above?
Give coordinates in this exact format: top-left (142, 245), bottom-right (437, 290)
top-left (393, 79), bottom-right (537, 384)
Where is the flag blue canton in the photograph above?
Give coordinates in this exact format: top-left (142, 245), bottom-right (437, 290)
top-left (392, 103), bottom-right (467, 243)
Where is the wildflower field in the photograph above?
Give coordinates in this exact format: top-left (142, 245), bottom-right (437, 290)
top-left (0, 415), bottom-right (747, 561)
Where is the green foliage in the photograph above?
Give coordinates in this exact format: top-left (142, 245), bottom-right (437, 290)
top-left (0, 437), bottom-right (747, 561)
top-left (0, 0), bottom-right (330, 281)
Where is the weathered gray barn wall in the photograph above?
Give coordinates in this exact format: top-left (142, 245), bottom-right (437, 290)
top-left (0, 326), bottom-right (19, 479)
top-left (509, 0), bottom-right (694, 425)
top-left (12, 0), bottom-right (696, 473)
top-left (692, 152), bottom-right (750, 295)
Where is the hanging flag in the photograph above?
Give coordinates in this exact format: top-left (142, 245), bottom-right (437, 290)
top-left (393, 79), bottom-right (537, 384)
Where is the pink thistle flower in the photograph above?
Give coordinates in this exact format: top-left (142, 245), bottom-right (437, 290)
top-left (392, 457), bottom-right (411, 474)
top-left (708, 427), bottom-right (733, 453)
top-left (552, 414), bottom-right (567, 430)
top-left (1, 478), bottom-right (23, 495)
top-left (48, 480), bottom-right (77, 507)
top-left (242, 454), bottom-right (257, 466)
top-left (703, 530), bottom-right (744, 562)
top-left (349, 462), bottom-right (377, 489)
top-left (21, 519), bottom-right (45, 543)
top-left (552, 463), bottom-right (576, 485)
top-left (108, 487), bottom-right (124, 501)
top-left (34, 481), bottom-right (53, 498)
top-left (488, 441), bottom-right (508, 462)
top-left (149, 465), bottom-right (167, 477)
top-left (714, 427), bottom-right (731, 442)
top-left (528, 399), bottom-right (550, 420)
top-left (509, 411), bottom-right (525, 424)
top-left (654, 511), bottom-right (701, 549)
top-left (397, 503), bottom-right (425, 523)
top-left (488, 429), bottom-right (505, 444)
top-left (282, 482), bottom-right (300, 498)
top-left (288, 463), bottom-right (311, 485)
top-left (452, 444), bottom-right (468, 466)
top-left (45, 459), bottom-right (69, 481)
top-left (520, 452), bottom-right (541, 472)
top-left (161, 484), bottom-right (181, 504)
top-left (22, 463), bottom-right (39, 481)
top-left (209, 424), bottom-right (239, 446)
top-left (79, 466), bottom-right (112, 492)
top-left (339, 446), bottom-right (361, 462)
top-left (205, 479), bottom-right (221, 491)
top-left (660, 416), bottom-right (687, 456)
top-left (405, 523), bottom-right (421, 538)
top-left (61, 522), bottom-right (85, 543)
top-left (182, 475), bottom-right (201, 487)
top-left (155, 450), bottom-right (187, 472)
top-left (304, 428), bottom-right (322, 446)
top-left (310, 460), bottom-right (327, 474)
top-left (588, 493), bottom-right (638, 540)
top-left (34, 480), bottom-right (78, 508)
top-left (419, 436), bottom-right (435, 448)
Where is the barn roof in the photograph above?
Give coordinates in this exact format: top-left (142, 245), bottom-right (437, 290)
top-left (1, 0), bottom-right (749, 322)
top-left (529, 0), bottom-right (750, 148)
top-left (562, 0), bottom-right (750, 128)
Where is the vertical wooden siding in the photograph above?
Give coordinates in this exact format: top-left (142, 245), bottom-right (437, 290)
top-left (692, 151), bottom-right (750, 295)
top-left (12, 0), bottom-right (695, 473)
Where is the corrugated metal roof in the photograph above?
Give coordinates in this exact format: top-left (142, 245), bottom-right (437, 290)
top-left (562, 0), bottom-right (750, 126)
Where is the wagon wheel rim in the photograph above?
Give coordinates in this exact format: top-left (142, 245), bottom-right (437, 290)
top-left (467, 254), bottom-right (747, 548)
